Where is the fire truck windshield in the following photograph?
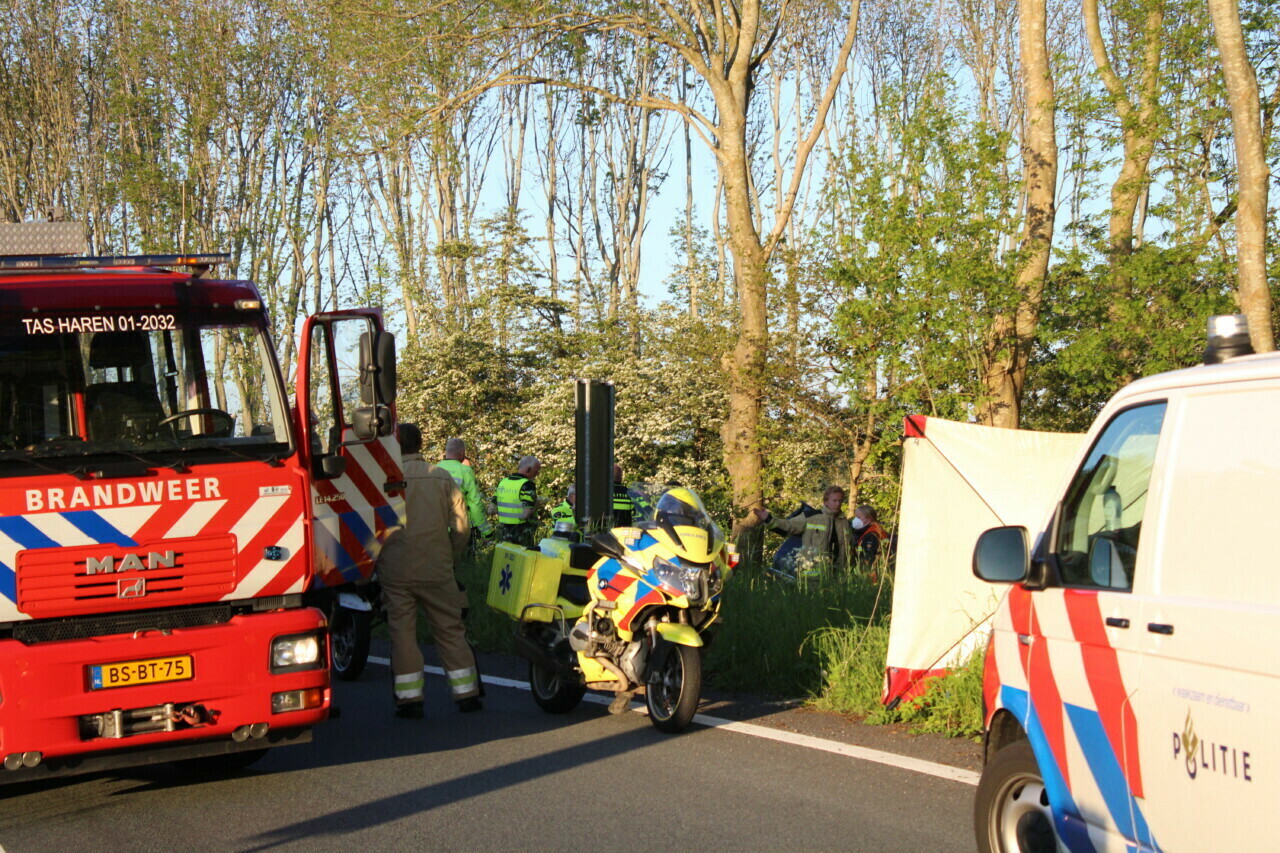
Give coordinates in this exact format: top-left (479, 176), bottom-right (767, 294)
top-left (0, 316), bottom-right (292, 470)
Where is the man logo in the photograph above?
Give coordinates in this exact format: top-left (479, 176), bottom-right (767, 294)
top-left (118, 578), bottom-right (146, 599)
top-left (86, 550), bottom-right (176, 575)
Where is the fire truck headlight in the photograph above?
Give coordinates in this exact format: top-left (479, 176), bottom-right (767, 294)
top-left (271, 632), bottom-right (324, 673)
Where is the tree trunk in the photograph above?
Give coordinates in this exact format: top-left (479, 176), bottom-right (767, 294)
top-left (1207, 0), bottom-right (1275, 352)
top-left (717, 115), bottom-right (769, 530)
top-left (1083, 0), bottom-right (1163, 261)
top-left (981, 0), bottom-right (1057, 427)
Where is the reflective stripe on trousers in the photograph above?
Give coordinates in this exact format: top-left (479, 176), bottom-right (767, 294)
top-left (447, 666), bottom-right (479, 698)
top-left (395, 672), bottom-right (425, 701)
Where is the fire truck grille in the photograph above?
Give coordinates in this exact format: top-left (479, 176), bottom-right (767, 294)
top-left (10, 603), bottom-right (234, 644)
top-left (15, 535), bottom-right (238, 618)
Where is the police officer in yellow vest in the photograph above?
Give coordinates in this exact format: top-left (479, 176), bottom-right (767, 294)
top-left (611, 463), bottom-right (635, 526)
top-left (494, 455), bottom-right (541, 547)
top-left (549, 484), bottom-right (576, 528)
top-left (380, 423), bottom-right (482, 717)
top-left (437, 437), bottom-right (493, 540)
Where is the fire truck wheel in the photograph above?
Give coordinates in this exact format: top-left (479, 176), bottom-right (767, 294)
top-left (974, 739), bottom-right (1058, 853)
top-left (172, 748), bottom-right (268, 776)
top-left (529, 660), bottom-right (586, 713)
top-left (330, 607), bottom-right (372, 681)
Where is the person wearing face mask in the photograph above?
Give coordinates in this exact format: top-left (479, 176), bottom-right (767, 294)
top-left (851, 504), bottom-right (888, 567)
top-left (753, 486), bottom-right (855, 574)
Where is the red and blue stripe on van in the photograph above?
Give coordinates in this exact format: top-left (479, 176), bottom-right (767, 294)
top-left (994, 586), bottom-right (1159, 851)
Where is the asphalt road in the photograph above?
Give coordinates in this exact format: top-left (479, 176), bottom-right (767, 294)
top-left (0, 656), bottom-right (978, 852)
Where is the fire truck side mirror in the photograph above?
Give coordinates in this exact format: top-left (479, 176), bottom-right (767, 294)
top-left (359, 331), bottom-right (397, 406)
top-left (351, 404), bottom-right (393, 440)
top-left (317, 454), bottom-right (347, 479)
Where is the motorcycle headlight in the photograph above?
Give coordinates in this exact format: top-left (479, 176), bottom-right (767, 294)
top-left (652, 556), bottom-right (704, 601)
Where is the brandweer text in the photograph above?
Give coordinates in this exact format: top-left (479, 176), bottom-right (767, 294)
top-left (25, 478), bottom-right (223, 511)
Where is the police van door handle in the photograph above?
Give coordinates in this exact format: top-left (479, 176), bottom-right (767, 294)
top-left (1105, 617), bottom-right (1130, 629)
top-left (1147, 622), bottom-right (1174, 635)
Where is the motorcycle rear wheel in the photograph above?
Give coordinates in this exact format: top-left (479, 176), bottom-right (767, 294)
top-left (529, 660), bottom-right (586, 713)
top-left (646, 643), bottom-right (702, 733)
top-left (330, 607), bottom-right (372, 681)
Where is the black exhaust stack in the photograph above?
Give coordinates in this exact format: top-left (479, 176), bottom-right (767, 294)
top-left (575, 379), bottom-right (615, 532)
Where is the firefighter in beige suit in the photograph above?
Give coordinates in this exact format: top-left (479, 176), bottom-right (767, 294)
top-left (380, 422), bottom-right (482, 717)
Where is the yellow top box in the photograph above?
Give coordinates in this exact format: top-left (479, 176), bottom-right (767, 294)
top-left (487, 542), bottom-right (563, 622)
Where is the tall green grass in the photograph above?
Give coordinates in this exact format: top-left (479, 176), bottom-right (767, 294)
top-left (809, 621), bottom-right (985, 739)
top-left (807, 620), bottom-right (894, 712)
top-left (705, 568), bottom-right (891, 696)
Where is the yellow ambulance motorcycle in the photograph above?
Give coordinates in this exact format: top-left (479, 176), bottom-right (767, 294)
top-left (487, 487), bottom-right (736, 733)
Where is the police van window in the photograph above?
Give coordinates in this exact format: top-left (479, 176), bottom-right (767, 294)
top-left (1159, 386), bottom-right (1280, 605)
top-left (1055, 402), bottom-right (1166, 590)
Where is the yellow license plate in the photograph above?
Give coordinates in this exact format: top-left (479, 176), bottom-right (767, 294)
top-left (89, 655), bottom-right (193, 690)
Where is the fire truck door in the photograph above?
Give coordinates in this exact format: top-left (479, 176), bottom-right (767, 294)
top-left (298, 312), bottom-right (405, 588)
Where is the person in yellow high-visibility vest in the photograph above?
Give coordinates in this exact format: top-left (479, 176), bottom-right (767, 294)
top-left (549, 484), bottom-right (576, 529)
top-left (611, 463), bottom-right (636, 526)
top-left (494, 456), bottom-right (541, 547)
top-left (437, 437), bottom-right (493, 540)
top-left (380, 423), bottom-right (482, 717)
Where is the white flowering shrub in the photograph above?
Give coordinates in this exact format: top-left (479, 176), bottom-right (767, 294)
top-left (392, 297), bottom-right (898, 539)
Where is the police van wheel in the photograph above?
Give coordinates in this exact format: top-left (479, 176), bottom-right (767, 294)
top-left (974, 740), bottom-right (1057, 853)
top-left (529, 661), bottom-right (585, 714)
top-left (330, 608), bottom-right (372, 681)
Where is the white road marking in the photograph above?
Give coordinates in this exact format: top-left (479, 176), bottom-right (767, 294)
top-left (367, 655), bottom-right (979, 786)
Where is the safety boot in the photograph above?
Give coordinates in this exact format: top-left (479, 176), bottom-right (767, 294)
top-left (608, 690), bottom-right (634, 715)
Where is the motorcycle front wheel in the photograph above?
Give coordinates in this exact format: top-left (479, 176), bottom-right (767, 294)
top-left (529, 660), bottom-right (586, 713)
top-left (330, 607), bottom-right (372, 681)
top-left (646, 643), bottom-right (702, 733)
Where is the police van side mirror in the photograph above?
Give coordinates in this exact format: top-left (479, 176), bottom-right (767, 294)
top-left (973, 526), bottom-right (1030, 583)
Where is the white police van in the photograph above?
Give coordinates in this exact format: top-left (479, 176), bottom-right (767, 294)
top-left (972, 315), bottom-right (1276, 852)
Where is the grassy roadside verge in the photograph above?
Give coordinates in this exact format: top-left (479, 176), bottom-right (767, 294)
top-left (450, 545), bottom-right (983, 739)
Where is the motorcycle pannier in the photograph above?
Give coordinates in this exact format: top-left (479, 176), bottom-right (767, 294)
top-left (487, 542), bottom-right (563, 622)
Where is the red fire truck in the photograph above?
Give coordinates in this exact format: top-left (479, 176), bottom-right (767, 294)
top-left (0, 223), bottom-right (403, 782)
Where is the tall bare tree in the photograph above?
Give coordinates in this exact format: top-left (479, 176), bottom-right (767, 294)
top-left (980, 0), bottom-right (1058, 426)
top-left (1206, 0), bottom-right (1274, 351)
top-left (1083, 0), bottom-right (1165, 261)
top-left (420, 0), bottom-right (862, 524)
